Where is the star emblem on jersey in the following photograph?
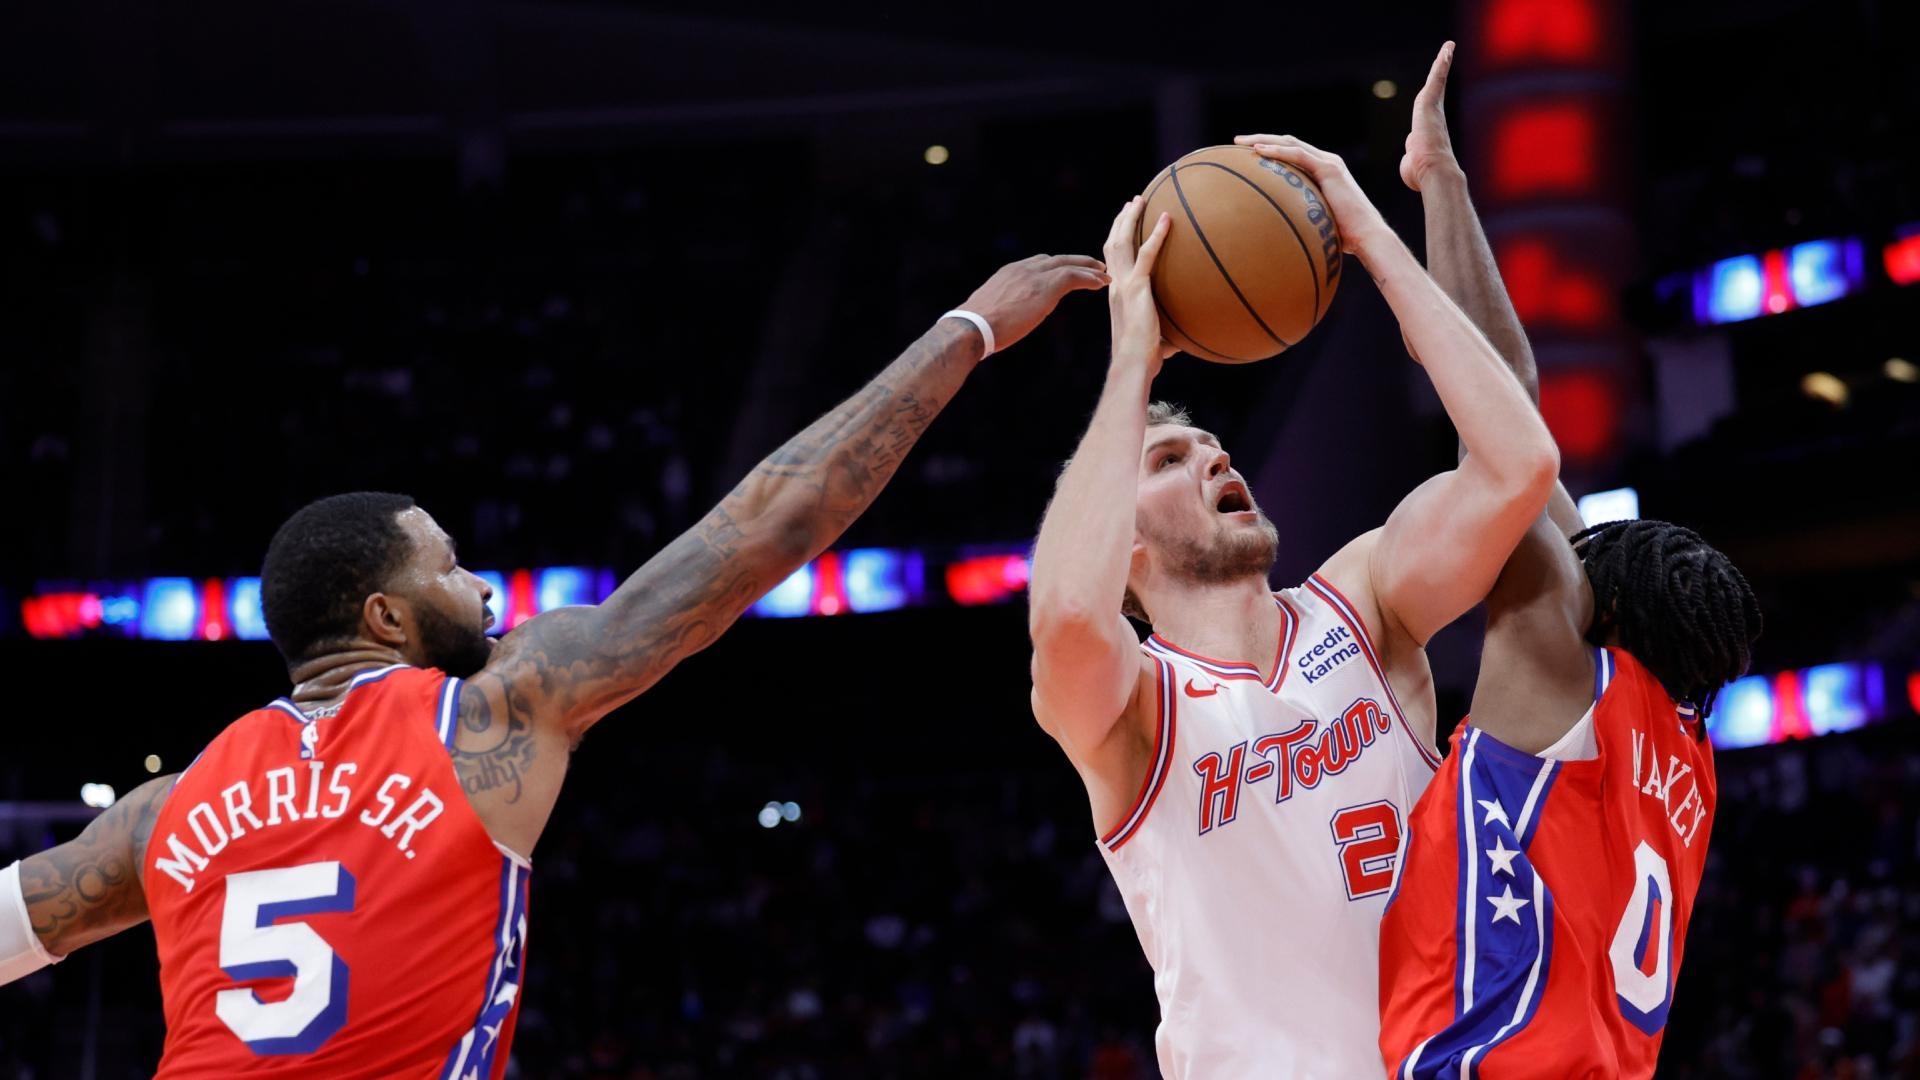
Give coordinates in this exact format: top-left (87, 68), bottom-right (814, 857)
top-left (1484, 836), bottom-right (1521, 877)
top-left (1486, 884), bottom-right (1531, 925)
top-left (1477, 798), bottom-right (1511, 830)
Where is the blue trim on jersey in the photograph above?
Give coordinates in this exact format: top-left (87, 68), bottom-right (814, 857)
top-left (1400, 729), bottom-right (1562, 1080)
top-left (440, 855), bottom-right (531, 1080)
top-left (263, 665), bottom-right (412, 724)
top-left (437, 677), bottom-right (464, 751)
top-left (1633, 877), bottom-right (1661, 969)
top-left (348, 662), bottom-right (409, 690)
top-left (1380, 823), bottom-right (1413, 917)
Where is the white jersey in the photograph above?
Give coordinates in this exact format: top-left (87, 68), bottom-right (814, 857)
top-left (1097, 575), bottom-right (1443, 1079)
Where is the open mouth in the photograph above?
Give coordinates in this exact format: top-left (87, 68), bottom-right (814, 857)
top-left (1215, 483), bottom-right (1253, 515)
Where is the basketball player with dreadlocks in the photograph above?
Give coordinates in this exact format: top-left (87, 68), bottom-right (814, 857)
top-left (1365, 44), bottom-right (1765, 1079)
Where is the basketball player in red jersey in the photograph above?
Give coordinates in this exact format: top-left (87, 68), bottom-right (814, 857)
top-left (1374, 44), bottom-right (1763, 1078)
top-left (0, 253), bottom-right (1108, 1078)
top-left (1028, 129), bottom-right (1561, 1073)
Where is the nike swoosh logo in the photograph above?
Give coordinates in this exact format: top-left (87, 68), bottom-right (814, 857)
top-left (1184, 678), bottom-right (1223, 698)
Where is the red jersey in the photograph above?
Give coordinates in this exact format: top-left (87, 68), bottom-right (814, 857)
top-left (143, 665), bottom-right (531, 1080)
top-left (1379, 647), bottom-right (1715, 1079)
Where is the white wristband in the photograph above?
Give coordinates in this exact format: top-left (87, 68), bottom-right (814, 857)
top-left (941, 309), bottom-right (996, 357)
top-left (1, 861), bottom-right (62, 985)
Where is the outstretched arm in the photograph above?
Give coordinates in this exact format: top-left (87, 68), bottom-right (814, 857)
top-left (1030, 200), bottom-right (1171, 758)
top-left (1405, 41), bottom-right (1596, 751)
top-left (1403, 42), bottom-right (1585, 537)
top-left (1236, 132), bottom-right (1559, 646)
top-left (7, 773), bottom-right (175, 970)
top-left (469, 254), bottom-right (1109, 742)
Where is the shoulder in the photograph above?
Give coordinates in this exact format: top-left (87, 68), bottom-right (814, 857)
top-left (1307, 529), bottom-right (1398, 649)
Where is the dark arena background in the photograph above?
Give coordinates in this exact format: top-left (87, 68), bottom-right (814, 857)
top-left (3, 1), bottom-right (1918, 1076)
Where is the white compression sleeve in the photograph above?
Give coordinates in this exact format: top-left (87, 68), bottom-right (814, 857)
top-left (0, 861), bottom-right (62, 984)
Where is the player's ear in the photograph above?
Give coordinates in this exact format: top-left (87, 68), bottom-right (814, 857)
top-left (363, 591), bottom-right (409, 649)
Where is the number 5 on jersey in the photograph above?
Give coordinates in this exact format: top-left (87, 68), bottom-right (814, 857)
top-left (217, 862), bottom-right (356, 1055)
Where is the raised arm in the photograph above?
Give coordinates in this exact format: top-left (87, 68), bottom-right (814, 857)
top-left (1237, 133), bottom-right (1558, 645)
top-left (2, 774), bottom-right (175, 977)
top-left (1404, 42), bottom-right (1586, 539)
top-left (1403, 42), bottom-right (1596, 751)
top-left (1029, 200), bottom-right (1171, 759)
top-left (470, 254), bottom-right (1108, 742)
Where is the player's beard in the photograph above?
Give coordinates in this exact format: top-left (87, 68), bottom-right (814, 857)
top-left (1144, 510), bottom-right (1280, 588)
top-left (414, 602), bottom-right (495, 679)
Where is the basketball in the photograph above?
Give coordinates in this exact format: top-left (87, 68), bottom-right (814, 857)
top-left (1136, 144), bottom-right (1343, 363)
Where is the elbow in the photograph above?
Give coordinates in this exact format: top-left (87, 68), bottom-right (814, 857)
top-left (1510, 436), bottom-right (1560, 508)
top-left (1029, 598), bottom-right (1111, 651)
top-left (1474, 428), bottom-right (1558, 514)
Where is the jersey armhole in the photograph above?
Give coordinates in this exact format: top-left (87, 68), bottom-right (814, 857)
top-left (1306, 574), bottom-right (1443, 772)
top-left (1100, 657), bottom-right (1176, 852)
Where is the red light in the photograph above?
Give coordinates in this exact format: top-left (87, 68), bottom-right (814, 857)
top-left (1885, 235), bottom-right (1920, 286)
top-left (1772, 670), bottom-right (1813, 742)
top-left (21, 598), bottom-right (47, 639)
top-left (1538, 370), bottom-right (1619, 464)
top-left (1762, 249), bottom-right (1795, 316)
top-left (811, 552), bottom-right (848, 617)
top-left (508, 570), bottom-right (536, 628)
top-left (1482, 0), bottom-right (1601, 66)
top-left (199, 579), bottom-right (230, 642)
top-left (947, 555), bottom-right (1030, 607)
top-left (1495, 237), bottom-right (1613, 331)
top-left (1908, 672), bottom-right (1920, 714)
top-left (1489, 103), bottom-right (1598, 201)
top-left (22, 593), bottom-right (94, 640)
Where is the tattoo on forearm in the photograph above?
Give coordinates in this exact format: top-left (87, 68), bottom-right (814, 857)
top-left (556, 323), bottom-right (967, 705)
top-left (20, 776), bottom-right (171, 953)
top-left (488, 322), bottom-right (972, 742)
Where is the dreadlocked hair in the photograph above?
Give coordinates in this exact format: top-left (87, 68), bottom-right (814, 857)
top-left (1572, 518), bottom-right (1762, 724)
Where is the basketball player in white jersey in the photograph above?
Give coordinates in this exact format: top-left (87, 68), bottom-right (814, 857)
top-left (1029, 141), bottom-right (1561, 1077)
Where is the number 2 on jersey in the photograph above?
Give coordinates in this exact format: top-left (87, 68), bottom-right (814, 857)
top-left (216, 861), bottom-right (356, 1055)
top-left (1330, 801), bottom-right (1402, 900)
top-left (1609, 841), bottom-right (1675, 1034)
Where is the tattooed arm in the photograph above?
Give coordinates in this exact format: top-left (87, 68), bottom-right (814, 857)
top-left (14, 774), bottom-right (174, 959)
top-left (451, 254), bottom-right (1107, 852)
